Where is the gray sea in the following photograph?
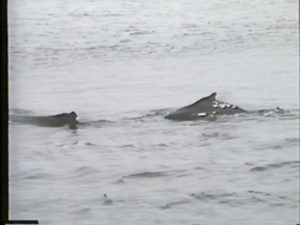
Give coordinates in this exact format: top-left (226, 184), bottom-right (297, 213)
top-left (8, 0), bottom-right (299, 224)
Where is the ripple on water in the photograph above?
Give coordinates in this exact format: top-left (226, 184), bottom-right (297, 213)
top-left (249, 160), bottom-right (299, 172)
top-left (123, 171), bottom-right (168, 179)
top-left (200, 132), bottom-right (236, 141)
top-left (160, 200), bottom-right (191, 210)
top-left (248, 190), bottom-right (271, 196)
top-left (79, 119), bottom-right (113, 128)
top-left (190, 190), bottom-right (295, 208)
top-left (285, 137), bottom-right (299, 145)
top-left (253, 144), bottom-right (284, 150)
top-left (190, 191), bottom-right (238, 201)
top-left (23, 172), bottom-right (53, 180)
top-left (120, 169), bottom-right (187, 181)
top-left (70, 166), bottom-right (100, 178)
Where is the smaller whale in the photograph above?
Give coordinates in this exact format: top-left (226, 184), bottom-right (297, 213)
top-left (10, 111), bottom-right (78, 129)
top-left (165, 92), bottom-right (247, 121)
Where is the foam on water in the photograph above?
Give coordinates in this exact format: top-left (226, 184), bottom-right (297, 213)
top-left (9, 0), bottom-right (299, 224)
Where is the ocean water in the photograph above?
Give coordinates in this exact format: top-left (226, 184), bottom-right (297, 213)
top-left (8, 0), bottom-right (299, 224)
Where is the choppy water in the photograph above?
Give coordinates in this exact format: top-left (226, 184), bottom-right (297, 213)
top-left (8, 0), bottom-right (299, 224)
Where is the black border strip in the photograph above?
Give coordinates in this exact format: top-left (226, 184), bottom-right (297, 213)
top-left (5, 221), bottom-right (39, 224)
top-left (1, 0), bottom-right (9, 223)
top-left (1, 2), bottom-right (39, 224)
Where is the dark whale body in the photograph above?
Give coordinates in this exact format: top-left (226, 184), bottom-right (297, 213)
top-left (10, 111), bottom-right (78, 129)
top-left (165, 92), bottom-right (247, 121)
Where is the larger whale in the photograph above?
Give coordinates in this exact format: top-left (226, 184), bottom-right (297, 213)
top-left (165, 92), bottom-right (247, 121)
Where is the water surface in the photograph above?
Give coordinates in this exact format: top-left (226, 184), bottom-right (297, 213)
top-left (9, 0), bottom-right (299, 224)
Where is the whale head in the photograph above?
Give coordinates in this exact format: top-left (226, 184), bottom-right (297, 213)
top-left (70, 111), bottom-right (78, 119)
top-left (67, 111), bottom-right (78, 129)
top-left (54, 111), bottom-right (78, 129)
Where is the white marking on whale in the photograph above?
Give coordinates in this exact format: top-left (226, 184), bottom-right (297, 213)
top-left (197, 112), bottom-right (208, 117)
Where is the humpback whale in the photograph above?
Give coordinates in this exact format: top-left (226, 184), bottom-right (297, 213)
top-left (10, 111), bottom-right (78, 129)
top-left (165, 92), bottom-right (247, 121)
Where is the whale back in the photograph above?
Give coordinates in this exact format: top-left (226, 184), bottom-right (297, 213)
top-left (10, 111), bottom-right (78, 129)
top-left (165, 92), bottom-right (247, 121)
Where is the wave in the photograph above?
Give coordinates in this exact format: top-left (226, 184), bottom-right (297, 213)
top-left (78, 119), bottom-right (114, 128)
top-left (190, 191), bottom-right (238, 201)
top-left (160, 200), bottom-right (191, 210)
top-left (123, 171), bottom-right (168, 179)
top-left (119, 169), bottom-right (187, 182)
top-left (250, 161), bottom-right (299, 172)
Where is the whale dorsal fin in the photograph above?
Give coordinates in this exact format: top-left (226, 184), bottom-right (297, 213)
top-left (207, 92), bottom-right (217, 100)
top-left (185, 92), bottom-right (217, 108)
top-left (195, 92), bottom-right (217, 103)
